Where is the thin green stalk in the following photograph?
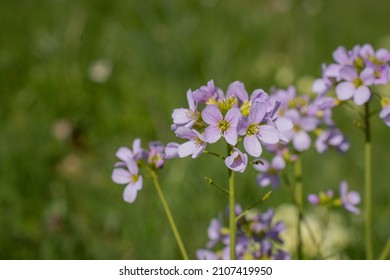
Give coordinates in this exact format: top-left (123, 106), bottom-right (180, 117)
top-left (150, 170), bottom-right (189, 260)
top-left (379, 237), bottom-right (390, 260)
top-left (294, 157), bottom-right (304, 260)
top-left (229, 168), bottom-right (236, 260)
top-left (236, 191), bottom-right (272, 222)
top-left (364, 102), bottom-right (373, 260)
top-left (204, 177), bottom-right (230, 195)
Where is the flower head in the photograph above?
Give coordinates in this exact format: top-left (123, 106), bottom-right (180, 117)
top-left (340, 181), bottom-right (361, 214)
top-left (380, 102), bottom-right (390, 127)
top-left (225, 147), bottom-right (248, 173)
top-left (202, 105), bottom-right (241, 145)
top-left (112, 157), bottom-right (143, 203)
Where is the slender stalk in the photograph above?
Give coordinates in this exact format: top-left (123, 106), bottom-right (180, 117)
top-left (150, 170), bottom-right (189, 260)
top-left (364, 102), bottom-right (373, 260)
top-left (236, 191), bottom-right (272, 222)
top-left (204, 177), bottom-right (230, 195)
top-left (294, 157), bottom-right (304, 260)
top-left (379, 237), bottom-right (390, 260)
top-left (229, 167), bottom-right (236, 260)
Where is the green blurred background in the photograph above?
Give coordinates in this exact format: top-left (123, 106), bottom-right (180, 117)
top-left (1, 0), bottom-right (390, 259)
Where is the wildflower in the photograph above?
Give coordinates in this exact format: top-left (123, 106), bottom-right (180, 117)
top-left (238, 102), bottom-right (279, 157)
top-left (226, 81), bottom-right (249, 106)
top-left (315, 128), bottom-right (349, 153)
top-left (253, 155), bottom-right (286, 188)
top-left (175, 127), bottom-right (207, 158)
top-left (284, 109), bottom-right (318, 151)
top-left (193, 79), bottom-right (224, 104)
top-left (171, 89), bottom-right (198, 129)
top-left (225, 147), bottom-right (248, 173)
top-left (335, 66), bottom-right (375, 105)
top-left (112, 157), bottom-right (143, 203)
top-left (202, 105), bottom-right (241, 145)
top-left (380, 103), bottom-right (390, 127)
top-left (115, 138), bottom-right (145, 168)
top-left (164, 142), bottom-right (180, 159)
top-left (340, 181), bottom-right (361, 214)
top-left (147, 141), bottom-right (165, 169)
top-left (307, 190), bottom-right (334, 206)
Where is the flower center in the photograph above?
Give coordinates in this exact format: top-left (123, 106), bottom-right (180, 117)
top-left (130, 174), bottom-right (139, 183)
top-left (353, 77), bottom-right (363, 88)
top-left (218, 120), bottom-right (230, 132)
top-left (247, 123), bottom-right (259, 136)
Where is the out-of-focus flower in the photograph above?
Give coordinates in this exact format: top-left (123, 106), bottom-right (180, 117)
top-left (380, 99), bottom-right (390, 127)
top-left (315, 128), bottom-right (349, 153)
top-left (197, 205), bottom-right (290, 260)
top-left (147, 141), bottom-right (165, 169)
top-left (340, 181), bottom-right (361, 214)
top-left (112, 157), bottom-right (143, 203)
top-left (253, 155), bottom-right (286, 188)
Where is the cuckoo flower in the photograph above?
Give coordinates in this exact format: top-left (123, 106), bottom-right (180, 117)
top-left (315, 128), bottom-right (349, 154)
top-left (202, 105), bottom-right (241, 146)
top-left (225, 147), bottom-right (248, 173)
top-left (171, 89), bottom-right (198, 129)
top-left (147, 141), bottom-right (165, 169)
top-left (380, 103), bottom-right (390, 127)
top-left (340, 181), bottom-right (361, 214)
top-left (253, 155), bottom-right (286, 188)
top-left (112, 157), bottom-right (143, 203)
top-left (238, 102), bottom-right (279, 157)
top-left (193, 79), bottom-right (224, 104)
top-left (164, 142), bottom-right (180, 159)
top-left (114, 138), bottom-right (145, 168)
top-left (335, 66), bottom-right (375, 105)
top-left (175, 127), bottom-right (207, 158)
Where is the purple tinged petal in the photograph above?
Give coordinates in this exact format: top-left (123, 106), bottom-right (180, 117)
top-left (112, 168), bottom-right (131, 184)
top-left (196, 250), bottom-right (218, 260)
top-left (258, 125), bottom-right (279, 144)
top-left (186, 89), bottom-right (196, 111)
top-left (249, 102), bottom-right (267, 124)
top-left (224, 127), bottom-right (238, 146)
top-left (225, 107), bottom-right (242, 125)
top-left (172, 108), bottom-right (191, 124)
top-left (226, 81), bottom-right (249, 102)
top-left (360, 68), bottom-right (375, 85)
top-left (257, 173), bottom-right (271, 187)
top-left (202, 105), bottom-right (222, 125)
top-left (237, 117), bottom-right (249, 135)
top-left (353, 86), bottom-right (371, 105)
top-left (360, 44), bottom-right (374, 58)
top-left (339, 66), bottom-right (357, 81)
top-left (192, 144), bottom-right (206, 158)
top-left (275, 117), bottom-right (293, 131)
top-left (204, 125), bottom-right (221, 143)
top-left (175, 126), bottom-right (195, 140)
top-left (126, 158), bottom-right (138, 175)
top-left (178, 141), bottom-right (197, 158)
top-left (272, 156), bottom-right (286, 170)
top-left (244, 135), bottom-right (262, 157)
top-left (324, 64), bottom-right (341, 78)
top-left (308, 194), bottom-right (319, 205)
top-left (123, 183), bottom-right (138, 203)
top-left (300, 117), bottom-right (318, 131)
top-left (293, 131), bottom-right (311, 151)
top-left (284, 109), bottom-right (300, 123)
top-left (336, 81), bottom-right (355, 101)
top-left (333, 46), bottom-right (349, 64)
top-left (224, 148), bottom-right (248, 173)
top-left (250, 89), bottom-right (270, 103)
top-left (312, 78), bottom-right (328, 95)
top-left (253, 158), bottom-right (269, 172)
top-left (165, 142), bottom-right (180, 159)
top-left (348, 191), bottom-right (361, 205)
top-left (115, 147), bottom-right (132, 162)
top-left (133, 175), bottom-right (143, 191)
top-left (380, 105), bottom-right (390, 126)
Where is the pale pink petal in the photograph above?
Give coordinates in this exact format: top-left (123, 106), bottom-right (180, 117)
top-left (258, 125), bottom-right (279, 144)
top-left (353, 86), bottom-right (371, 105)
top-left (116, 147), bottom-right (133, 162)
top-left (178, 141), bottom-right (197, 158)
top-left (202, 105), bottom-right (222, 125)
top-left (204, 125), bottom-right (221, 143)
top-left (336, 81), bottom-right (355, 100)
top-left (123, 183), bottom-right (138, 203)
top-left (249, 102), bottom-right (267, 124)
top-left (112, 168), bottom-right (131, 184)
top-left (244, 135), bottom-right (262, 157)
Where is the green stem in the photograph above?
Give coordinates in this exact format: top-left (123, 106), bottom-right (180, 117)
top-left (204, 177), bottom-right (230, 195)
top-left (379, 237), bottom-right (390, 260)
top-left (150, 170), bottom-right (189, 260)
top-left (229, 167), bottom-right (236, 260)
top-left (227, 144), bottom-right (236, 260)
top-left (236, 191), bottom-right (272, 222)
top-left (364, 102), bottom-right (373, 260)
top-left (203, 150), bottom-right (226, 160)
top-left (294, 157), bottom-right (303, 260)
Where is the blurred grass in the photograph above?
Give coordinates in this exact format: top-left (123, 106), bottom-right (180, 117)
top-left (1, 0), bottom-right (390, 259)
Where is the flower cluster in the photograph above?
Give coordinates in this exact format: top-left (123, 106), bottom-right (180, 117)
top-left (197, 206), bottom-right (290, 260)
top-left (166, 80), bottom-right (293, 173)
top-left (112, 139), bottom-right (165, 203)
top-left (313, 44), bottom-right (390, 127)
top-left (307, 181), bottom-right (361, 214)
